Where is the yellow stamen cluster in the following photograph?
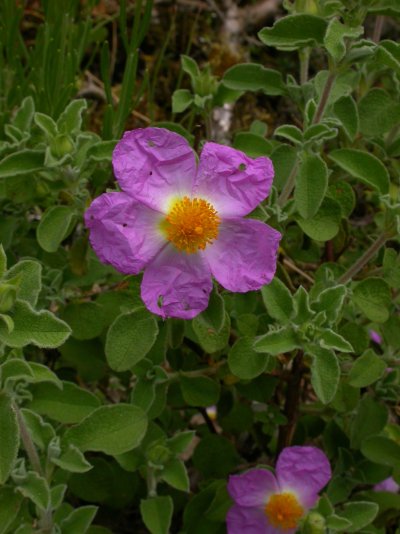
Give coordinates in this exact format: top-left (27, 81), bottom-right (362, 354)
top-left (164, 196), bottom-right (220, 254)
top-left (264, 492), bottom-right (304, 530)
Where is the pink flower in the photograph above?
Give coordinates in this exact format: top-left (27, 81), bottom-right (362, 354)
top-left (227, 446), bottom-right (331, 534)
top-left (369, 330), bottom-right (382, 344)
top-left (373, 477), bottom-right (400, 493)
top-left (85, 127), bottom-right (281, 319)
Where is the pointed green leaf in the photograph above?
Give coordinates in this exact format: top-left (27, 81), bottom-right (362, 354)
top-left (140, 496), bottom-right (173, 534)
top-left (329, 149), bottom-right (389, 194)
top-left (294, 153), bottom-right (328, 219)
top-left (310, 347), bottom-right (340, 404)
top-left (0, 393), bottom-right (19, 484)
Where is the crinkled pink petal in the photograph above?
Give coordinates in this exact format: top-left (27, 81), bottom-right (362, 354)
top-left (112, 127), bottom-right (197, 212)
top-left (84, 192), bottom-right (165, 275)
top-left (194, 142), bottom-right (274, 217)
top-left (140, 245), bottom-right (212, 319)
top-left (276, 446), bottom-right (331, 510)
top-left (228, 469), bottom-right (279, 508)
top-left (374, 477), bottom-right (400, 493)
top-left (202, 218), bottom-right (281, 292)
top-left (226, 505), bottom-right (288, 534)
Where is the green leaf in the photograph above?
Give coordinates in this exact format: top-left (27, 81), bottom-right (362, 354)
top-left (254, 327), bottom-right (300, 356)
top-left (327, 180), bottom-right (356, 218)
top-left (65, 404), bottom-right (148, 455)
top-left (4, 260), bottom-right (42, 306)
top-left (313, 285), bottom-right (347, 324)
top-left (297, 197), bottom-right (341, 241)
top-left (324, 20), bottom-right (363, 62)
top-left (87, 141), bottom-right (117, 162)
top-left (15, 471), bottom-right (50, 511)
top-left (274, 125), bottom-right (303, 144)
top-left (329, 149), bottom-right (389, 194)
top-left (0, 244), bottom-right (6, 277)
top-left (350, 396), bottom-right (388, 449)
top-left (0, 300), bottom-right (71, 348)
top-left (0, 150), bottom-right (44, 178)
top-left (60, 505), bottom-right (98, 534)
top-left (258, 14), bottom-right (328, 50)
top-left (228, 337), bottom-right (271, 379)
top-left (270, 144), bottom-right (297, 191)
top-left (0, 487), bottom-right (23, 534)
top-left (325, 514), bottom-right (352, 530)
top-left (222, 64), bottom-right (285, 95)
top-left (303, 123), bottom-right (338, 144)
top-left (52, 444), bottom-right (93, 473)
top-left (233, 132), bottom-right (272, 158)
top-left (37, 205), bottom-right (76, 253)
top-left (358, 88), bottom-right (400, 137)
top-left (34, 112), bottom-right (58, 137)
top-left (62, 302), bottom-right (105, 340)
top-left (361, 436), bottom-right (400, 467)
top-left (105, 309), bottom-right (158, 371)
top-left (27, 362), bottom-right (63, 387)
top-left (192, 311), bottom-right (230, 353)
top-left (294, 153), bottom-right (328, 219)
top-left (318, 329), bottom-right (353, 352)
top-left (0, 393), bottom-right (19, 484)
top-left (172, 89), bottom-right (193, 113)
top-left (161, 458), bottom-right (189, 492)
top-left (167, 431), bottom-right (196, 454)
top-left (12, 96), bottom-right (35, 132)
top-left (181, 55), bottom-right (200, 81)
top-left (1, 359), bottom-right (34, 387)
top-left (337, 502), bottom-right (378, 532)
top-left (383, 248), bottom-right (400, 288)
top-left (333, 95), bottom-right (359, 141)
top-left (261, 278), bottom-right (294, 323)
top-left (20, 409), bottom-right (55, 451)
top-left (348, 349), bottom-right (386, 387)
top-left (140, 496), bottom-right (173, 534)
top-left (310, 347), bottom-right (340, 404)
top-left (179, 375), bottom-right (220, 407)
top-left (192, 435), bottom-right (239, 478)
top-left (57, 99), bottom-right (87, 134)
top-left (195, 290), bottom-right (225, 333)
top-left (353, 277), bottom-right (391, 323)
top-left (375, 40), bottom-right (400, 76)
top-left (28, 381), bottom-right (100, 424)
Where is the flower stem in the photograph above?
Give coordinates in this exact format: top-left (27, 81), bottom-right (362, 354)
top-left (14, 403), bottom-right (53, 533)
top-left (312, 71), bottom-right (336, 125)
top-left (277, 351), bottom-right (304, 454)
top-left (372, 15), bottom-right (384, 43)
top-left (278, 160), bottom-right (299, 207)
top-left (299, 47), bottom-right (310, 85)
top-left (338, 232), bottom-right (388, 284)
top-left (14, 403), bottom-right (43, 475)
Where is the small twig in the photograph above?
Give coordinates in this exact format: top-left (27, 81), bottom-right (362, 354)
top-left (299, 47), bottom-right (310, 85)
top-left (277, 351), bottom-right (304, 454)
top-left (278, 160), bottom-right (299, 207)
top-left (14, 404), bottom-right (43, 475)
top-left (312, 71), bottom-right (336, 125)
top-left (338, 232), bottom-right (388, 284)
top-left (282, 258), bottom-right (314, 284)
top-left (372, 15), bottom-right (384, 43)
top-left (198, 407), bottom-right (217, 434)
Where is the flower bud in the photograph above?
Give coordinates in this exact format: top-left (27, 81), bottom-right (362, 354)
top-left (51, 134), bottom-right (74, 158)
top-left (303, 512), bottom-right (326, 534)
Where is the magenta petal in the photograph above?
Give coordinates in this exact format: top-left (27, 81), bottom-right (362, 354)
top-left (203, 218), bottom-right (281, 292)
top-left (374, 477), bottom-right (400, 493)
top-left (226, 505), bottom-right (285, 534)
top-left (228, 469), bottom-right (279, 507)
top-left (84, 192), bottom-right (165, 274)
top-left (194, 142), bottom-right (274, 217)
top-left (140, 246), bottom-right (212, 319)
top-left (112, 127), bottom-right (197, 212)
top-left (276, 446), bottom-right (332, 509)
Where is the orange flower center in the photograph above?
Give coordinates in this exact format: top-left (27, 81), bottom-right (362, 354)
top-left (264, 493), bottom-right (304, 530)
top-left (164, 196), bottom-right (220, 253)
